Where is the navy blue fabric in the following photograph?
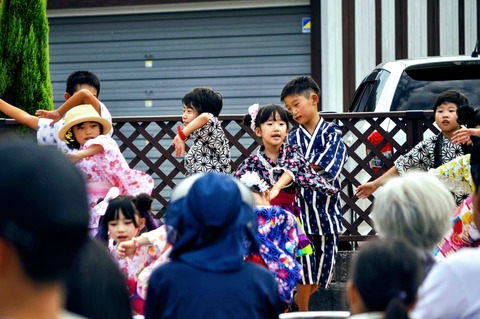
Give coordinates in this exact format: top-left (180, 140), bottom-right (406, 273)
top-left (166, 172), bottom-right (259, 272)
top-left (145, 260), bottom-right (282, 319)
top-left (144, 173), bottom-right (282, 318)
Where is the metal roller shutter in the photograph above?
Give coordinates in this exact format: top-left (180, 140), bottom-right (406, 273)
top-left (48, 5), bottom-right (311, 116)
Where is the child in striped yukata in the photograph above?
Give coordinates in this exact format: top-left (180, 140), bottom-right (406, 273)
top-left (281, 76), bottom-right (348, 311)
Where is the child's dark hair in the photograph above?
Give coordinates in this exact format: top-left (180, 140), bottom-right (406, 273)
top-left (470, 138), bottom-right (480, 192)
top-left (65, 122), bottom-right (105, 150)
top-left (182, 87), bottom-right (223, 117)
top-left (280, 76), bottom-right (321, 102)
top-left (243, 104), bottom-right (290, 131)
top-left (96, 193), bottom-right (158, 242)
top-left (66, 70), bottom-right (101, 97)
top-left (349, 238), bottom-right (422, 319)
top-left (433, 90), bottom-right (469, 112)
top-left (457, 105), bottom-right (480, 128)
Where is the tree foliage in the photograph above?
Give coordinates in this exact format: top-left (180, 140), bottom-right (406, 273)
top-left (0, 0), bottom-right (53, 116)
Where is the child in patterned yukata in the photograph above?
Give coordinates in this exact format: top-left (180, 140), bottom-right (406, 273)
top-left (430, 105), bottom-right (480, 259)
top-left (172, 87), bottom-right (231, 176)
top-left (239, 171), bottom-right (303, 308)
top-left (57, 104), bottom-right (154, 235)
top-left (97, 194), bottom-right (171, 318)
top-left (281, 76), bottom-right (348, 311)
top-left (234, 103), bottom-right (339, 309)
top-left (0, 70), bottom-right (113, 154)
top-left (356, 89), bottom-right (471, 204)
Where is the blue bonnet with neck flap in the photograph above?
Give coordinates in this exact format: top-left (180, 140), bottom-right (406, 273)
top-left (166, 172), bottom-right (259, 272)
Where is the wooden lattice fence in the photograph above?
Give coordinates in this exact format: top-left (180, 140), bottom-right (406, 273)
top-left (0, 111), bottom-right (438, 243)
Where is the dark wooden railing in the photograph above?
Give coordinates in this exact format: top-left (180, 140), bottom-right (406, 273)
top-left (0, 111), bottom-right (438, 244)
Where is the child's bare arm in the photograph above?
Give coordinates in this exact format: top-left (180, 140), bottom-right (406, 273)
top-left (36, 89), bottom-right (101, 124)
top-left (0, 99), bottom-right (39, 130)
top-left (355, 166), bottom-right (399, 198)
top-left (451, 128), bottom-right (480, 145)
top-left (270, 171), bottom-right (294, 200)
top-left (172, 113), bottom-right (211, 156)
top-left (182, 113), bottom-right (211, 137)
top-left (66, 144), bottom-right (103, 163)
top-left (117, 234), bottom-right (151, 259)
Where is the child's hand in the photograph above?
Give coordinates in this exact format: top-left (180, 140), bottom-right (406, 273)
top-left (35, 109), bottom-right (62, 126)
top-left (356, 182), bottom-right (378, 199)
top-left (117, 240), bottom-right (137, 259)
top-left (452, 128), bottom-right (475, 145)
top-left (172, 135), bottom-right (186, 157)
top-left (269, 186), bottom-right (280, 201)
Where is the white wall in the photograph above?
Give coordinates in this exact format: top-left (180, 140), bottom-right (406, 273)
top-left (320, 0), bottom-right (343, 112)
top-left (408, 0), bottom-right (428, 58)
top-left (355, 0), bottom-right (377, 87)
top-left (465, 0), bottom-right (478, 54)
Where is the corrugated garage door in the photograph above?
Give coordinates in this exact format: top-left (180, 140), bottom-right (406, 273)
top-left (48, 5), bottom-right (311, 116)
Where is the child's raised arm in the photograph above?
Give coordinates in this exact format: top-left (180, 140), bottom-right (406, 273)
top-left (116, 233), bottom-right (151, 259)
top-left (117, 226), bottom-right (171, 259)
top-left (173, 113), bottom-right (211, 156)
top-left (0, 99), bottom-right (40, 130)
top-left (36, 89), bottom-right (101, 125)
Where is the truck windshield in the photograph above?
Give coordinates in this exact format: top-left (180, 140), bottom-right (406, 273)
top-left (391, 63), bottom-right (480, 111)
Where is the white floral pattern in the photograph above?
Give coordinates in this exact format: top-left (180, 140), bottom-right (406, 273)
top-left (76, 135), bottom-right (154, 231)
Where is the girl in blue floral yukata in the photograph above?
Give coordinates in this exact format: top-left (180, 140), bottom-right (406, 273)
top-left (239, 171), bottom-right (303, 308)
top-left (234, 104), bottom-right (339, 308)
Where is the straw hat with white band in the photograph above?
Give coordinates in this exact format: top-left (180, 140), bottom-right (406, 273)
top-left (58, 104), bottom-right (112, 141)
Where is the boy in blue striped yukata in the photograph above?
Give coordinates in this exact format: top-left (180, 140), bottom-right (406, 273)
top-left (281, 76), bottom-right (348, 311)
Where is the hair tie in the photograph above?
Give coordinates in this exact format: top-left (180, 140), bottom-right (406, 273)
top-left (248, 103), bottom-right (260, 131)
top-left (398, 291), bottom-right (407, 302)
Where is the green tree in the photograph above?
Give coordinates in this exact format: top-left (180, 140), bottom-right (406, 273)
top-left (0, 0), bottom-right (53, 117)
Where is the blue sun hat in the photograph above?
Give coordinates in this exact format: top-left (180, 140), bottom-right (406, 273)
top-left (166, 172), bottom-right (259, 272)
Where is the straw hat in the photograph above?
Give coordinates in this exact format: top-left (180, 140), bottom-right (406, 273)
top-left (58, 104), bottom-right (112, 141)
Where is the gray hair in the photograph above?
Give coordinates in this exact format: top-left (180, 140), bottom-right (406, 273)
top-left (373, 171), bottom-right (454, 253)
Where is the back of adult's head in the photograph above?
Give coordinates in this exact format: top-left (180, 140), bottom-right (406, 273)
top-left (348, 238), bottom-right (422, 319)
top-left (166, 172), bottom-right (258, 272)
top-left (0, 141), bottom-right (89, 283)
top-left (373, 171), bottom-right (454, 253)
top-left (65, 238), bottom-right (132, 319)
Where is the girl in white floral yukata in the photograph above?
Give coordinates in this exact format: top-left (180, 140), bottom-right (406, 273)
top-left (172, 87), bottom-right (231, 176)
top-left (57, 104), bottom-right (154, 234)
top-left (97, 194), bottom-right (171, 318)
